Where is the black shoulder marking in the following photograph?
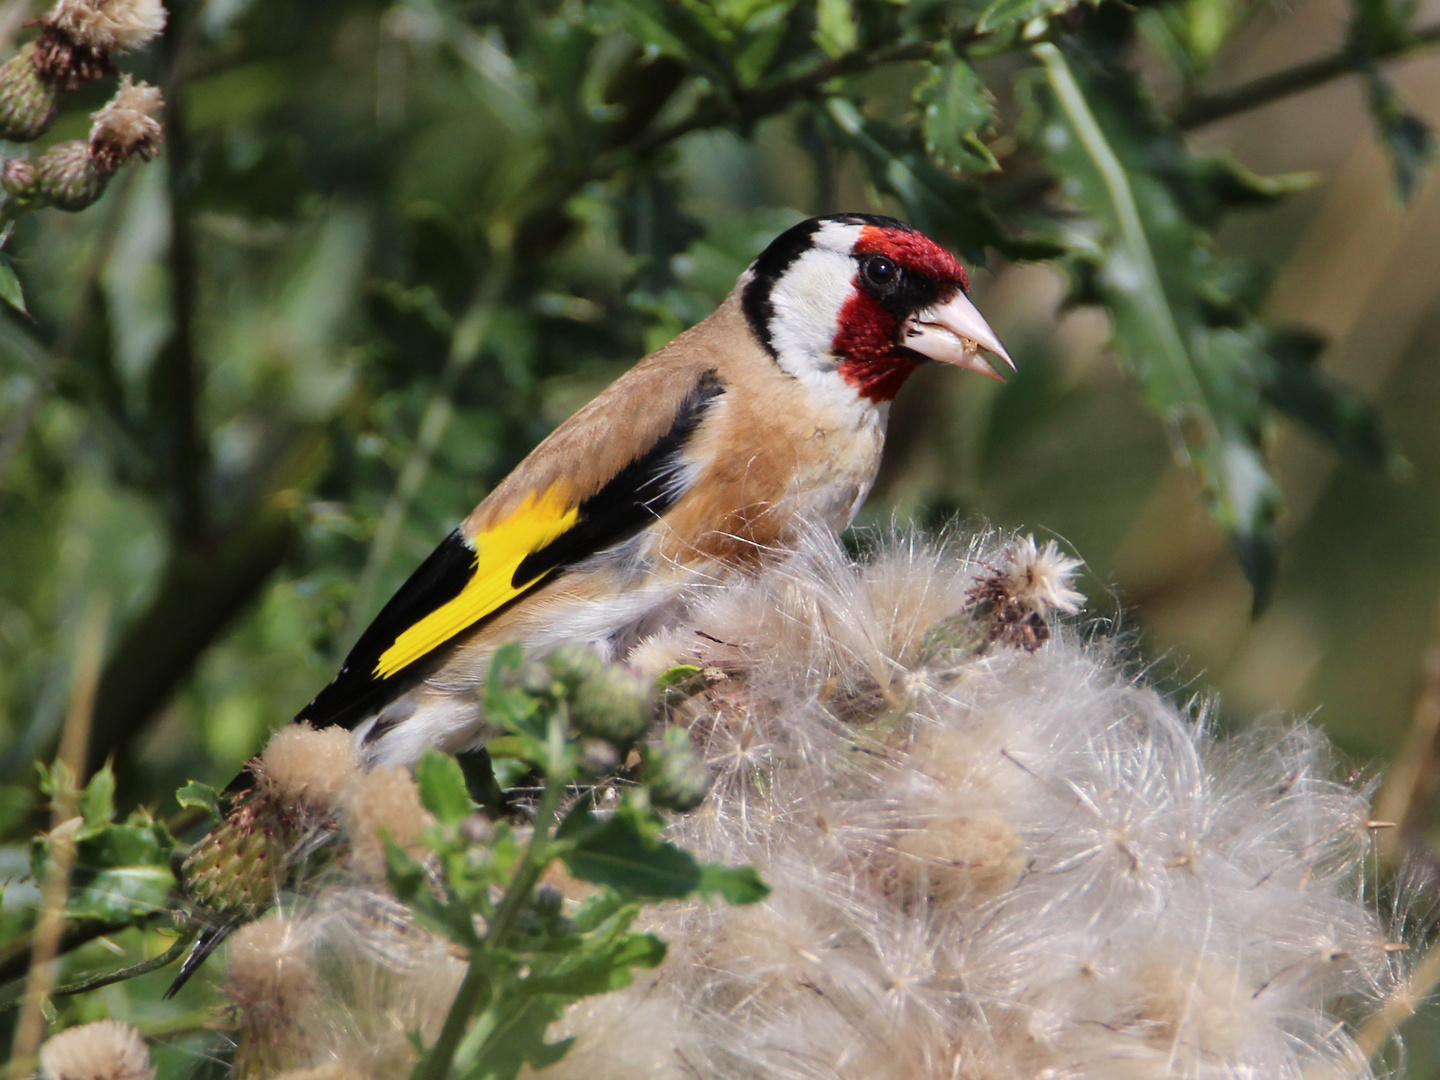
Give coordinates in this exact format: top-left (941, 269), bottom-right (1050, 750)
top-left (741, 214), bottom-right (919, 355)
top-left (512, 369), bottom-right (726, 585)
top-left (295, 529), bottom-right (476, 730)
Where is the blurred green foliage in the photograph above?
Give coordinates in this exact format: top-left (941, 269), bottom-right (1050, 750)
top-left (1, 0), bottom-right (1437, 1070)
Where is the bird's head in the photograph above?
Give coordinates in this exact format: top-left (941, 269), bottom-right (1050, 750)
top-left (740, 214), bottom-right (1012, 404)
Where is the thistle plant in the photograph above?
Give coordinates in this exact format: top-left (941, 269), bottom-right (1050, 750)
top-left (0, 0), bottom-right (167, 309)
top-left (11, 530), bottom-right (1440, 1078)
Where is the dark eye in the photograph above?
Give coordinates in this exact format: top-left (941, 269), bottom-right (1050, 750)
top-left (863, 255), bottom-right (899, 288)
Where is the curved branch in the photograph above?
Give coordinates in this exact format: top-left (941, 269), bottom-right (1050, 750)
top-left (1176, 21), bottom-right (1440, 129)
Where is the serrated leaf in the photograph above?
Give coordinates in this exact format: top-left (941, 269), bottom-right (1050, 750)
top-left (1351, 0), bottom-right (1418, 55)
top-left (415, 750), bottom-right (475, 827)
top-left (453, 995), bottom-right (572, 1080)
top-left (1253, 327), bottom-right (1405, 475)
top-left (698, 864), bottom-right (769, 904)
top-left (604, 0), bottom-right (735, 89)
top-left (1365, 70), bottom-right (1434, 202)
top-left (1034, 43), bottom-right (1283, 603)
top-left (80, 767), bottom-right (116, 831)
top-left (814, 0), bottom-right (857, 57)
top-left (823, 98), bottom-right (1061, 264)
top-left (978, 0), bottom-right (1081, 35)
top-left (561, 808), bottom-right (702, 899)
top-left (915, 45), bottom-right (1000, 174)
top-left (175, 779), bottom-right (221, 823)
top-left (385, 836), bottom-right (480, 947)
top-left (67, 865), bottom-right (174, 922)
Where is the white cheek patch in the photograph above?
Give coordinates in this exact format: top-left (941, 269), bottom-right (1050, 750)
top-left (767, 247), bottom-right (854, 381)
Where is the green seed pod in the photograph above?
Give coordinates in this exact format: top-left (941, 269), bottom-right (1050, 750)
top-left (644, 728), bottom-right (710, 812)
top-left (0, 45), bottom-right (60, 142)
top-left (570, 664), bottom-right (655, 747)
top-left (544, 642), bottom-right (606, 696)
top-left (34, 140), bottom-right (108, 211)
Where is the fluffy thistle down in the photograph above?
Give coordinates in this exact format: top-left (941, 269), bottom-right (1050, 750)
top-left (39, 1019), bottom-right (154, 1080)
top-left (214, 529), bottom-right (1422, 1080)
top-left (34, 0), bottom-right (166, 89)
top-left (88, 76), bottom-right (164, 170)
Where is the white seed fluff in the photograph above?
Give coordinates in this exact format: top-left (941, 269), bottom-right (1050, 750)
top-left (226, 529), bottom-right (1416, 1080)
top-left (39, 1020), bottom-right (154, 1080)
top-left (46, 0), bottom-right (167, 52)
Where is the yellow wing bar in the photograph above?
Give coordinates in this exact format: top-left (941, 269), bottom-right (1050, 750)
top-left (373, 484), bottom-right (578, 678)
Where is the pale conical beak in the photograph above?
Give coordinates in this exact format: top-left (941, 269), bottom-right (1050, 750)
top-left (900, 290), bottom-right (1015, 382)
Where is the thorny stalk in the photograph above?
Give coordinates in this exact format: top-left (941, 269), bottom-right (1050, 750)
top-left (0, 931), bottom-right (193, 1014)
top-left (411, 721), bottom-right (568, 1080)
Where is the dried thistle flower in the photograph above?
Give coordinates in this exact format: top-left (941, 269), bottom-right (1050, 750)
top-left (33, 0), bottom-right (166, 90)
top-left (183, 725), bottom-right (358, 931)
top-left (191, 530), bottom-right (1424, 1080)
top-left (260, 722), bottom-right (361, 815)
top-left (965, 533), bottom-right (1085, 652)
top-left (38, 1019), bottom-right (154, 1080)
top-left (341, 765), bottom-right (432, 881)
top-left (228, 913), bottom-right (320, 1077)
top-left (88, 76), bottom-right (163, 171)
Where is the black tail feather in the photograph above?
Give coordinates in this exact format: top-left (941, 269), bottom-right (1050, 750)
top-left (164, 924), bottom-right (232, 999)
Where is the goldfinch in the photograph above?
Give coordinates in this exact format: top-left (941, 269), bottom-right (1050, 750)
top-left (167, 213), bottom-right (1011, 996)
top-left (297, 213), bottom-right (1012, 768)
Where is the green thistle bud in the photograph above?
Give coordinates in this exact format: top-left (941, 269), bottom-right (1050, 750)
top-left (545, 642), bottom-right (606, 696)
top-left (2, 159), bottom-right (38, 203)
top-left (571, 664), bottom-right (655, 747)
top-left (180, 797), bottom-right (283, 924)
top-left (34, 139), bottom-right (108, 211)
top-left (0, 45), bottom-right (61, 142)
top-left (644, 727), bottom-right (710, 812)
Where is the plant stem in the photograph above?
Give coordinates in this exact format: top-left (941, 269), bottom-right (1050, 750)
top-left (1176, 21), bottom-right (1440, 129)
top-left (0, 932), bottom-right (194, 1014)
top-left (412, 766), bottom-right (566, 1080)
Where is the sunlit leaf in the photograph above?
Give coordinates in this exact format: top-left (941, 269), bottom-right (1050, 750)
top-left (814, 0), bottom-right (858, 57)
top-left (561, 805), bottom-right (703, 898)
top-left (175, 779), bottom-right (222, 823)
top-left (453, 995), bottom-right (572, 1080)
top-left (415, 749), bottom-right (475, 827)
top-left (915, 45), bottom-right (1000, 174)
